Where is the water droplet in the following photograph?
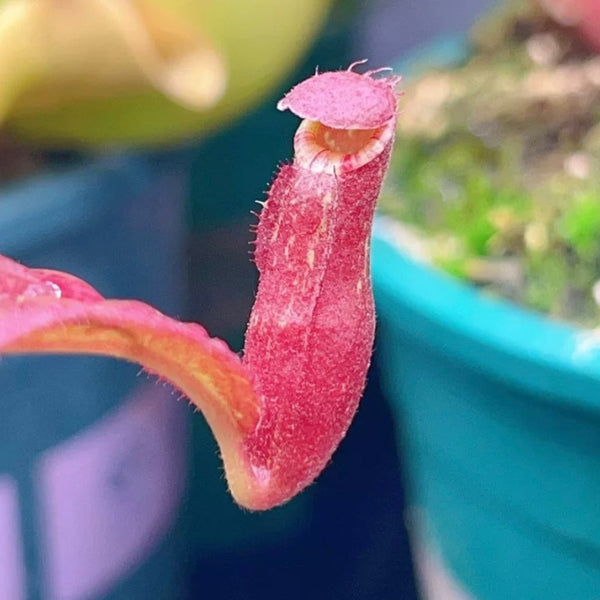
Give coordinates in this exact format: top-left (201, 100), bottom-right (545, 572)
top-left (32, 281), bottom-right (61, 299)
top-left (0, 278), bottom-right (63, 303)
top-left (19, 280), bottom-right (62, 301)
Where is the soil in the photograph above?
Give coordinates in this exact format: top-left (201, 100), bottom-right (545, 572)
top-left (380, 0), bottom-right (600, 327)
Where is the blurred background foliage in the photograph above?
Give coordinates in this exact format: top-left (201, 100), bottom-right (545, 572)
top-left (0, 0), bottom-right (331, 145)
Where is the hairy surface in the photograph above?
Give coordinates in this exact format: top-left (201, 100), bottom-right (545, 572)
top-left (0, 65), bottom-right (399, 509)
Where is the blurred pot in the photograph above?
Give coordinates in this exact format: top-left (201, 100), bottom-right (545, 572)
top-left (373, 35), bottom-right (600, 600)
top-left (0, 151), bottom-right (190, 600)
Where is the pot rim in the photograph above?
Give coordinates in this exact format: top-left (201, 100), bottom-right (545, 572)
top-left (0, 148), bottom-right (189, 256)
top-left (372, 218), bottom-right (600, 412)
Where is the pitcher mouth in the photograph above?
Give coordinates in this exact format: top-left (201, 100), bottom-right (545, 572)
top-left (293, 117), bottom-right (395, 175)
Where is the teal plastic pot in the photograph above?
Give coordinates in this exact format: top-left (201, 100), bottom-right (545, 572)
top-left (0, 152), bottom-right (190, 600)
top-left (371, 38), bottom-right (600, 600)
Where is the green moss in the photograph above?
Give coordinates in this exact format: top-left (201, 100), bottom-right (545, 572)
top-left (381, 1), bottom-right (600, 327)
